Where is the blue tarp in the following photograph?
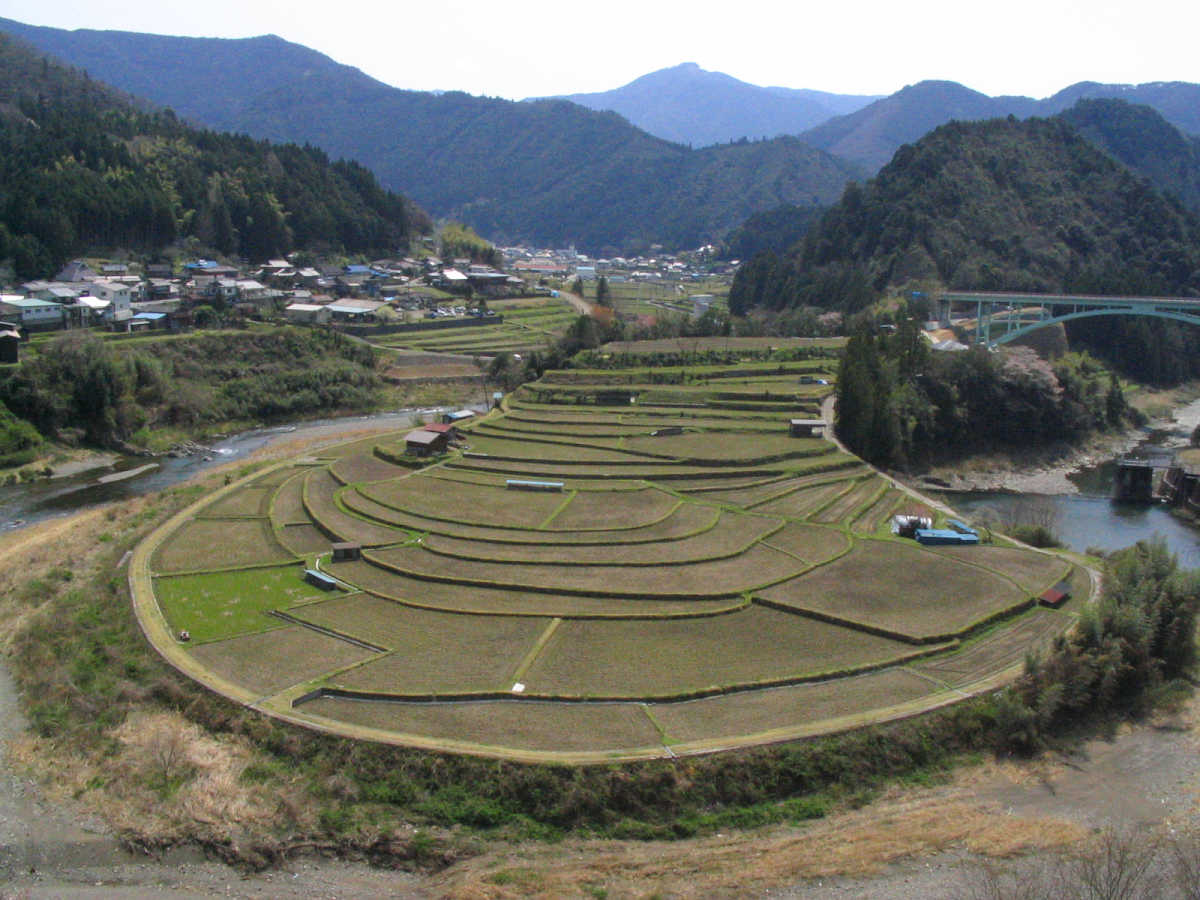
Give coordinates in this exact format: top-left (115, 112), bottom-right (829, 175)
top-left (915, 529), bottom-right (980, 546)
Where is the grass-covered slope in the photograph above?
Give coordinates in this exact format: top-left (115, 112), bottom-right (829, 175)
top-left (0, 328), bottom-right (383, 448)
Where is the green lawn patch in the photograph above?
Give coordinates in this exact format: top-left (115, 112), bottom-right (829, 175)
top-left (154, 563), bottom-right (332, 643)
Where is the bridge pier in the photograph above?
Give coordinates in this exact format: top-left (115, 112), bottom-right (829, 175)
top-left (1114, 460), bottom-right (1155, 503)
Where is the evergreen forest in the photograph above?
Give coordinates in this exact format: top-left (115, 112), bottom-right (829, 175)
top-left (0, 34), bottom-right (430, 279)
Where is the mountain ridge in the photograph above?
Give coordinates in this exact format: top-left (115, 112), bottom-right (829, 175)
top-left (0, 18), bottom-right (860, 253)
top-left (802, 78), bottom-right (1200, 172)
top-left (547, 62), bottom-right (881, 147)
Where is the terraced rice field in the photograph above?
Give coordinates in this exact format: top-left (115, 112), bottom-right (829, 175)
top-left (373, 297), bottom-right (577, 355)
top-left (136, 358), bottom-right (1087, 761)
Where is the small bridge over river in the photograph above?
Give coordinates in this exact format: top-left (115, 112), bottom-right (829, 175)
top-left (940, 291), bottom-right (1200, 347)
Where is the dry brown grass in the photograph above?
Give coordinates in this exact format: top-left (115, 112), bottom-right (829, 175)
top-left (430, 789), bottom-right (1085, 899)
top-left (810, 476), bottom-right (886, 525)
top-left (361, 475), bottom-right (567, 529)
top-left (198, 485), bottom-right (273, 517)
top-left (926, 544), bottom-right (1072, 593)
top-left (424, 511), bottom-right (778, 566)
top-left (0, 502), bottom-right (150, 651)
top-left (650, 668), bottom-right (937, 744)
top-left (755, 480), bottom-right (853, 519)
top-left (323, 560), bottom-right (742, 618)
top-left (369, 542), bottom-right (806, 598)
top-left (151, 518), bottom-right (295, 573)
top-left (543, 488), bottom-right (679, 531)
top-left (915, 609), bottom-right (1072, 688)
top-left (759, 540), bottom-right (1027, 641)
top-left (10, 709), bottom-right (316, 846)
top-left (302, 696), bottom-right (663, 753)
top-left (328, 451), bottom-right (410, 485)
top-left (188, 625), bottom-right (379, 696)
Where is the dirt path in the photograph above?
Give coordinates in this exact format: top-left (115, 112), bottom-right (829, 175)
top-left (560, 290), bottom-right (593, 317)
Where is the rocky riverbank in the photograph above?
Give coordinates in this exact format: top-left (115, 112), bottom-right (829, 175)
top-left (909, 391), bottom-right (1200, 496)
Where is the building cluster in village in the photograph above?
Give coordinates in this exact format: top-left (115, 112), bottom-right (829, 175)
top-left (0, 255), bottom-right (529, 338)
top-left (0, 243), bottom-right (734, 362)
top-left (504, 244), bottom-right (736, 284)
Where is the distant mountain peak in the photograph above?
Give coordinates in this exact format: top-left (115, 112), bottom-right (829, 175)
top-left (549, 63), bottom-right (879, 148)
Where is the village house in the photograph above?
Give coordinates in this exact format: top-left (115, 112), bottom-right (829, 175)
top-left (89, 279), bottom-right (136, 322)
top-left (325, 298), bottom-right (384, 322)
top-left (0, 295), bottom-right (64, 331)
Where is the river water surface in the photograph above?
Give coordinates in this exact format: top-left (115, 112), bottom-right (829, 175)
top-left (947, 398), bottom-right (1200, 568)
top-left (0, 409), bottom-right (445, 532)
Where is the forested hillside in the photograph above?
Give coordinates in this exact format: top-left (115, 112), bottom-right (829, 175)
top-left (730, 115), bottom-right (1200, 315)
top-left (835, 321), bottom-right (1134, 473)
top-left (0, 33), bottom-right (429, 278)
top-left (0, 19), bottom-right (860, 253)
top-left (1058, 99), bottom-right (1200, 213)
top-left (0, 329), bottom-right (382, 451)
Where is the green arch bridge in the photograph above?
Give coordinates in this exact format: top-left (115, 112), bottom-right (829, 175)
top-left (940, 292), bottom-right (1200, 347)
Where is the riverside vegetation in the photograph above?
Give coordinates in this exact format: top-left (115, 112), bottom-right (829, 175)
top-left (0, 328), bottom-right (385, 458)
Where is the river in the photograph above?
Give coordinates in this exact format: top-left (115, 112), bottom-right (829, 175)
top-left (946, 398), bottom-right (1200, 568)
top-left (0, 408), bottom-right (450, 532)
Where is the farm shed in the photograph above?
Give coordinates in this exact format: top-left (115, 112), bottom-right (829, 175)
top-left (0, 325), bottom-right (19, 364)
top-left (892, 514), bottom-right (932, 538)
top-left (790, 419), bottom-right (826, 438)
top-left (1039, 580), bottom-right (1072, 608)
top-left (285, 303), bottom-right (332, 325)
top-left (422, 422), bottom-right (465, 444)
top-left (915, 528), bottom-right (980, 546)
top-left (442, 409), bottom-right (476, 425)
top-left (506, 479), bottom-right (564, 492)
top-left (405, 428), bottom-right (449, 456)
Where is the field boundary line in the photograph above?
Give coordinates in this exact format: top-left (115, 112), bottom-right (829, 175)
top-left (901, 666), bottom-right (972, 698)
top-left (268, 609), bottom-right (390, 653)
top-left (509, 618), bottom-right (562, 684)
top-left (537, 491), bottom-right (579, 529)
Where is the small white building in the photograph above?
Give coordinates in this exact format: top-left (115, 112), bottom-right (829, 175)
top-left (284, 303), bottom-right (332, 325)
top-left (89, 280), bottom-right (135, 322)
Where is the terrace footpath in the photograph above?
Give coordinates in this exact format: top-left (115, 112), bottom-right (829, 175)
top-left (821, 395), bottom-right (957, 520)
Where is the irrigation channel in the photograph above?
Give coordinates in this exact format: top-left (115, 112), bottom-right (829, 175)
top-left (0, 407), bottom-right (466, 533)
top-left (946, 397), bottom-right (1200, 568)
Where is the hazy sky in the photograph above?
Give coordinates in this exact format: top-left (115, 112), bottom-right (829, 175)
top-left (1, 0), bottom-right (1196, 100)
